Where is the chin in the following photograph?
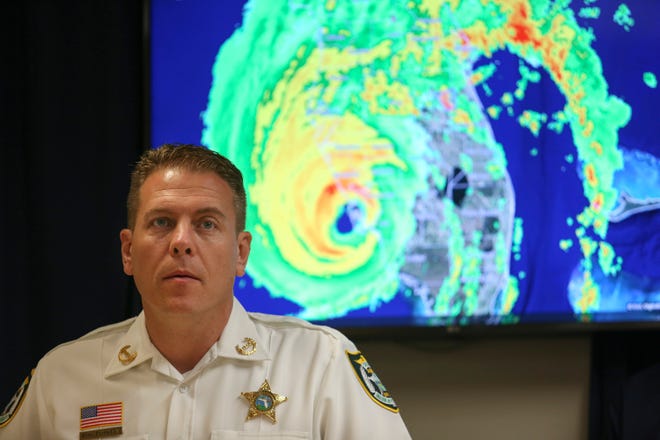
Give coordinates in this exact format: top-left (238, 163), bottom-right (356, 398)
top-left (161, 297), bottom-right (203, 314)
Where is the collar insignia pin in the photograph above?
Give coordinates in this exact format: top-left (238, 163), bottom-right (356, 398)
top-left (235, 337), bottom-right (257, 356)
top-left (241, 380), bottom-right (287, 424)
top-left (118, 345), bottom-right (137, 365)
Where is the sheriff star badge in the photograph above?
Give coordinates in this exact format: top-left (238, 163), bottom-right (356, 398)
top-left (241, 380), bottom-right (287, 423)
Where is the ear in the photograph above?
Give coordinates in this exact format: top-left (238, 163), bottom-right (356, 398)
top-left (235, 231), bottom-right (252, 277)
top-left (119, 229), bottom-right (134, 276)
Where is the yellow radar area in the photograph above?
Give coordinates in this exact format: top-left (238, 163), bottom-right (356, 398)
top-left (251, 110), bottom-right (403, 276)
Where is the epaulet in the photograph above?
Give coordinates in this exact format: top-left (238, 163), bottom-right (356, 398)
top-left (247, 312), bottom-right (345, 341)
top-left (37, 316), bottom-right (138, 361)
top-left (76, 316), bottom-right (137, 342)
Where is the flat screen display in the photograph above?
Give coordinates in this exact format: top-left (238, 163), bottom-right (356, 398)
top-left (149, 0), bottom-right (660, 330)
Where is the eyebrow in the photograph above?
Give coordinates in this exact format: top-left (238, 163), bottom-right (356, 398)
top-left (195, 207), bottom-right (227, 219)
top-left (143, 207), bottom-right (227, 220)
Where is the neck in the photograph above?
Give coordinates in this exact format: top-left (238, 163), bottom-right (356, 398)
top-left (143, 302), bottom-right (233, 373)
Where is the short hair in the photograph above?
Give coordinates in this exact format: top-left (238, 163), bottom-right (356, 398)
top-left (126, 144), bottom-right (247, 232)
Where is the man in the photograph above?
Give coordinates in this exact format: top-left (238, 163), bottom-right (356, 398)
top-left (0, 144), bottom-right (412, 439)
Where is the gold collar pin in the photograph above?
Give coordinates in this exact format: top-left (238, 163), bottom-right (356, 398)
top-left (118, 345), bottom-right (137, 365)
top-left (235, 337), bottom-right (257, 356)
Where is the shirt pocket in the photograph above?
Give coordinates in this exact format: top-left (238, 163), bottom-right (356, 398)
top-left (74, 435), bottom-right (148, 440)
top-left (210, 430), bottom-right (309, 439)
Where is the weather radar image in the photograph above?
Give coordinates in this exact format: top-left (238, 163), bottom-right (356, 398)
top-left (150, 0), bottom-right (660, 329)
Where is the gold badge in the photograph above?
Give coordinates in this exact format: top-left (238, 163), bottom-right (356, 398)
top-left (235, 337), bottom-right (257, 356)
top-left (241, 380), bottom-right (287, 423)
top-left (118, 345), bottom-right (137, 365)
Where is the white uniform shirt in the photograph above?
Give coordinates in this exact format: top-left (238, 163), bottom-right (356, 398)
top-left (0, 298), bottom-right (411, 439)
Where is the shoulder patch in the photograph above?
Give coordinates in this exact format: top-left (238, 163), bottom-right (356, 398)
top-left (0, 370), bottom-right (33, 428)
top-left (346, 350), bottom-right (399, 413)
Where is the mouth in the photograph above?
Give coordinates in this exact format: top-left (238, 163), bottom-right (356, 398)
top-left (163, 270), bottom-right (200, 282)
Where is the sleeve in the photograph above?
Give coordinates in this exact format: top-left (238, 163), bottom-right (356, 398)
top-left (0, 367), bottom-right (50, 439)
top-left (315, 333), bottom-right (412, 440)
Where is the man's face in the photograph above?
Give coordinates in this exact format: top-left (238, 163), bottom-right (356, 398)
top-left (119, 167), bottom-right (251, 318)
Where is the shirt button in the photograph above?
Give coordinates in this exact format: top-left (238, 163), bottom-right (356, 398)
top-left (178, 384), bottom-right (189, 394)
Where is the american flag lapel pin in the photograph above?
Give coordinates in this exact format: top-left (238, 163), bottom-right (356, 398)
top-left (79, 402), bottom-right (123, 439)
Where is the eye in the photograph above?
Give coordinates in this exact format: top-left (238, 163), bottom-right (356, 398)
top-left (152, 217), bottom-right (172, 228)
top-left (199, 219), bottom-right (217, 230)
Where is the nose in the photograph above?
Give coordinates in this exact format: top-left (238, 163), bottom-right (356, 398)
top-left (169, 223), bottom-right (194, 257)
top-left (172, 246), bottom-right (192, 255)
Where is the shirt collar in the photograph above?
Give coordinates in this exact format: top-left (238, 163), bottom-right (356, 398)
top-left (215, 297), bottom-right (270, 362)
top-left (104, 312), bottom-right (157, 378)
top-left (104, 297), bottom-right (270, 378)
